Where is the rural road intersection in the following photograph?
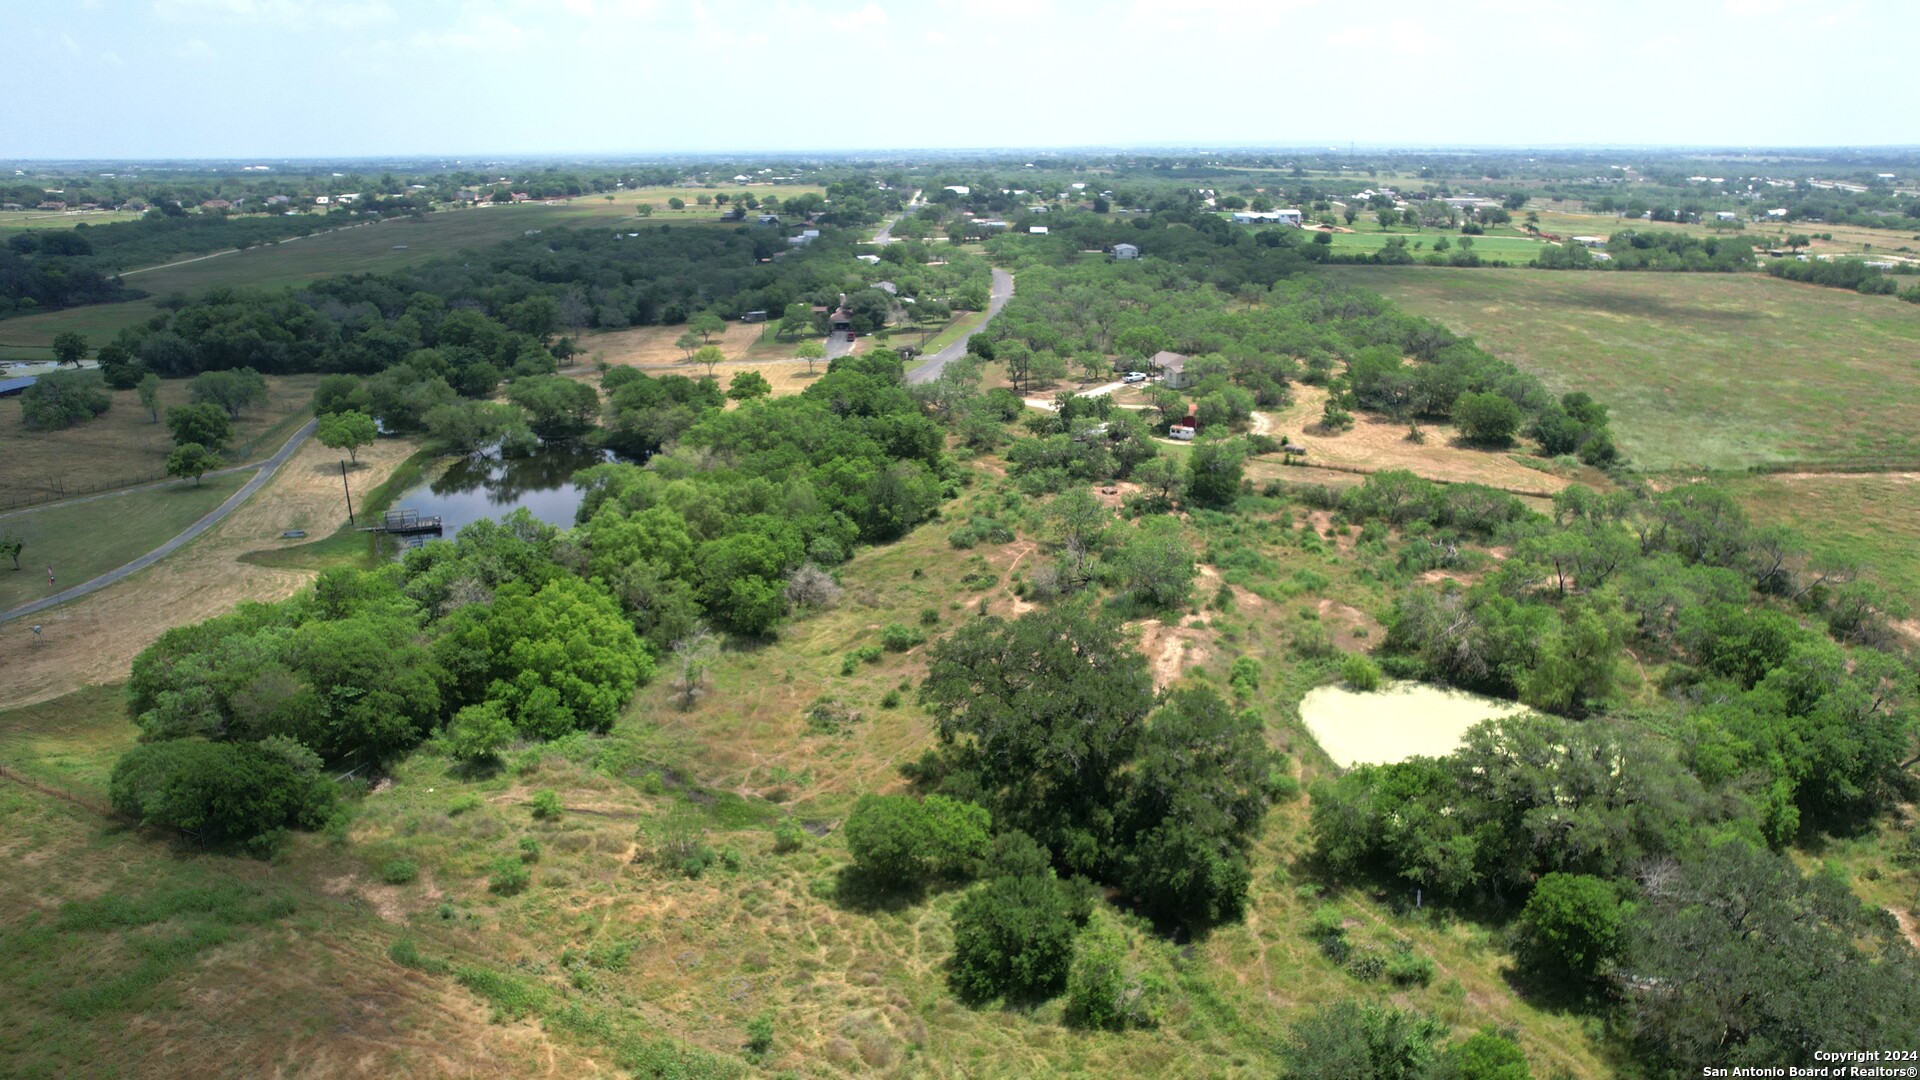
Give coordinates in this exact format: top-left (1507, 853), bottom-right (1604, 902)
top-left (0, 418), bottom-right (318, 625)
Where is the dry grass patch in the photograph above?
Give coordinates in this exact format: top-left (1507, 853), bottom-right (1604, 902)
top-left (0, 373), bottom-right (318, 506)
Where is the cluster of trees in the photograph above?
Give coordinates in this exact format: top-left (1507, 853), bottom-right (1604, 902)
top-left (1306, 470), bottom-right (1920, 1072)
top-left (1585, 230), bottom-right (1755, 272)
top-left (15, 368), bottom-right (111, 430)
top-left (566, 350), bottom-right (947, 638)
top-left (112, 512), bottom-right (651, 843)
top-left (911, 607), bottom-right (1274, 929)
top-left (1767, 254), bottom-right (1920, 302)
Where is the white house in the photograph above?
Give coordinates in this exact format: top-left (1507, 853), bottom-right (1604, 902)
top-left (1153, 350), bottom-right (1195, 390)
top-left (1028, 226), bottom-right (1049, 234)
top-left (1571, 235), bottom-right (1606, 247)
top-left (1232, 210), bottom-right (1303, 225)
top-left (1112, 242), bottom-right (1140, 260)
top-left (944, 185), bottom-right (971, 196)
top-left (1715, 211), bottom-right (1739, 221)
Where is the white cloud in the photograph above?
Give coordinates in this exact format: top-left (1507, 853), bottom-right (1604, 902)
top-left (925, 28), bottom-right (951, 44)
top-left (1126, 0), bottom-right (1319, 31)
top-left (176, 36), bottom-right (215, 58)
top-left (844, 1), bottom-right (887, 29)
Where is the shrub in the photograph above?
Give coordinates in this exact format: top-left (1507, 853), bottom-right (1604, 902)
top-left (919, 607), bottom-right (941, 627)
top-left (744, 1013), bottom-right (775, 1061)
top-left (488, 855), bottom-right (531, 895)
top-left (949, 872), bottom-right (1077, 1005)
top-left (519, 837), bottom-right (543, 863)
top-left (388, 938), bottom-right (450, 974)
top-left (529, 789), bottom-right (563, 820)
top-left (447, 794), bottom-right (482, 816)
top-left (1340, 653), bottom-right (1382, 691)
top-left (380, 858), bottom-right (420, 885)
top-left (844, 793), bottom-right (991, 886)
top-left (1386, 945), bottom-right (1435, 988)
top-left (879, 688), bottom-right (902, 709)
top-left (879, 623), bottom-right (925, 652)
top-left (773, 819), bottom-right (806, 854)
top-left (446, 701), bottom-right (516, 764)
top-left (1065, 916), bottom-right (1161, 1030)
top-left (1453, 391), bottom-right (1523, 446)
top-left (1347, 948), bottom-right (1386, 981)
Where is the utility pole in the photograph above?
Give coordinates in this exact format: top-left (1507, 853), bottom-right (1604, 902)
top-left (339, 460), bottom-right (355, 525)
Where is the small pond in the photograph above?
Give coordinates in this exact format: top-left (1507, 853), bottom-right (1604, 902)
top-left (1300, 681), bottom-right (1530, 768)
top-left (385, 444), bottom-right (616, 548)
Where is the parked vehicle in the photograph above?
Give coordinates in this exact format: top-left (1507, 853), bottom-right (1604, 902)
top-left (1122, 371), bottom-right (1148, 383)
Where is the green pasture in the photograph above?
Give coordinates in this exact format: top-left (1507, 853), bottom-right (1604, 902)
top-left (0, 473), bottom-right (248, 611)
top-left (1324, 266), bottom-right (1920, 472)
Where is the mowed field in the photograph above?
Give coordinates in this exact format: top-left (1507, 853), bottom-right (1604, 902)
top-left (0, 472), bottom-right (247, 612)
top-left (1324, 266), bottom-right (1920, 471)
top-left (0, 373), bottom-right (318, 507)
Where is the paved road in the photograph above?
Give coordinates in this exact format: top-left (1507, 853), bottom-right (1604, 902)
top-left (907, 267), bottom-right (1015, 385)
top-left (869, 190), bottom-right (922, 244)
top-left (0, 418), bottom-right (318, 625)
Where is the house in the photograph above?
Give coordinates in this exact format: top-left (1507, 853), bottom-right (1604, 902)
top-left (1571, 235), bottom-right (1606, 247)
top-left (314, 195), bottom-right (330, 205)
top-left (1274, 208), bottom-right (1304, 225)
top-left (0, 375), bottom-right (38, 398)
top-left (789, 229), bottom-right (821, 246)
top-left (200, 199), bottom-right (232, 210)
top-left (510, 192), bottom-right (531, 202)
top-left (856, 254), bottom-right (882, 264)
top-left (1231, 210), bottom-right (1294, 225)
top-left (1767, 208), bottom-right (1789, 218)
top-left (455, 189), bottom-right (481, 201)
top-left (741, 310), bottom-right (768, 323)
top-left (36, 201), bottom-right (66, 211)
top-left (719, 206), bottom-right (745, 221)
top-left (975, 219), bottom-right (1009, 230)
top-left (755, 213), bottom-right (781, 226)
top-left (873, 281), bottom-right (898, 295)
top-left (944, 185), bottom-right (970, 196)
top-left (1112, 242), bottom-right (1140, 260)
top-left (1028, 226), bottom-right (1049, 234)
top-left (264, 195), bottom-right (291, 206)
top-left (1714, 211), bottom-right (1739, 221)
top-left (828, 307), bottom-right (853, 333)
top-left (1153, 350), bottom-right (1195, 390)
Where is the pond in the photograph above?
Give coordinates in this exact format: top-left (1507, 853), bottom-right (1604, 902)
top-left (1299, 681), bottom-right (1530, 768)
top-left (385, 444), bottom-right (615, 548)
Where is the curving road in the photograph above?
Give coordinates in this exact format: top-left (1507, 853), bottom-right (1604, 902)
top-left (0, 418), bottom-right (317, 625)
top-left (907, 267), bottom-right (1014, 385)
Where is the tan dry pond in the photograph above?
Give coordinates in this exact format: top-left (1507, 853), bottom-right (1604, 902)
top-left (1300, 681), bottom-right (1530, 767)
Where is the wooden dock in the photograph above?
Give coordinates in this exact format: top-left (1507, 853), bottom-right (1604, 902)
top-left (374, 508), bottom-right (443, 535)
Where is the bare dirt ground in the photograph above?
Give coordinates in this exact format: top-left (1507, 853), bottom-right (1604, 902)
top-left (1260, 385), bottom-right (1580, 495)
top-left (580, 322), bottom-right (773, 367)
top-left (0, 435), bottom-right (414, 711)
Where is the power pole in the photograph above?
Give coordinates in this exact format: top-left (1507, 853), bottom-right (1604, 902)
top-left (340, 460), bottom-right (355, 526)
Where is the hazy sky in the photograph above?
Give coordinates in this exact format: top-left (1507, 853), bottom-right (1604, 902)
top-left (8, 0), bottom-right (1916, 159)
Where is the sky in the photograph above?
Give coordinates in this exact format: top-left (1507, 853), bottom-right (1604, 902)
top-left (7, 0), bottom-right (1917, 159)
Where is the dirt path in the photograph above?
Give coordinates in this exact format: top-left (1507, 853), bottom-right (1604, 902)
top-left (0, 435), bottom-right (414, 711)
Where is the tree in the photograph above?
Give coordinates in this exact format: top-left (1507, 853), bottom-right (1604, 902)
top-left (692, 345), bottom-right (725, 377)
top-left (1064, 914), bottom-right (1160, 1030)
top-left (0, 532), bottom-right (22, 571)
top-left (189, 367), bottom-right (268, 419)
top-left (166, 442), bottom-right (223, 485)
top-left (1453, 392), bottom-right (1522, 446)
top-left (19, 369), bottom-right (111, 430)
top-left (317, 409), bottom-right (377, 465)
top-left (667, 196), bottom-right (685, 210)
top-left (137, 372), bottom-right (162, 422)
top-left (668, 626), bottom-right (719, 710)
top-left (948, 871), bottom-right (1077, 1005)
top-left (1185, 436), bottom-right (1246, 509)
top-left (1513, 873), bottom-right (1626, 988)
top-left (504, 376), bottom-right (599, 441)
top-left (313, 374), bottom-right (370, 417)
top-left (109, 739), bottom-right (336, 843)
top-left (51, 331), bottom-right (89, 368)
top-left (795, 339), bottom-right (825, 374)
top-left (726, 369), bottom-right (771, 401)
top-left (689, 311), bottom-right (727, 343)
top-left (919, 608), bottom-right (1154, 875)
top-left (1127, 455), bottom-right (1185, 512)
top-left (1119, 686), bottom-right (1270, 924)
top-left (1115, 516), bottom-right (1195, 609)
top-left (1343, 205), bottom-right (1360, 226)
top-left (674, 330), bottom-right (703, 359)
top-left (166, 402), bottom-right (234, 451)
top-left (777, 301), bottom-right (814, 340)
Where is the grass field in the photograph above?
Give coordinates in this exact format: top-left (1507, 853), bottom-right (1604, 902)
top-left (0, 373), bottom-right (317, 508)
top-left (1323, 266), bottom-right (1920, 471)
top-left (0, 454), bottom-right (1630, 1079)
top-left (1723, 471), bottom-right (1920, 611)
top-left (0, 208), bottom-right (147, 234)
top-left (0, 473), bottom-right (247, 611)
top-left (1298, 227), bottom-right (1554, 263)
